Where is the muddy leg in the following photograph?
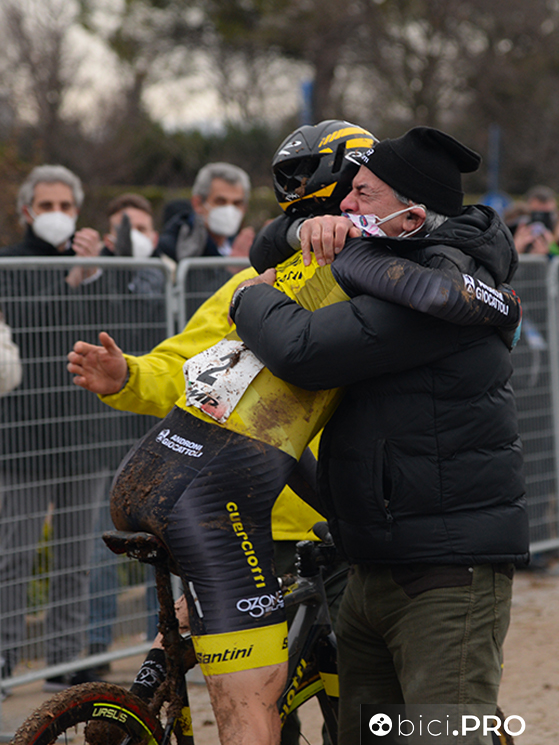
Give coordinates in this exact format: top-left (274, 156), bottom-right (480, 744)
top-left (205, 663), bottom-right (288, 745)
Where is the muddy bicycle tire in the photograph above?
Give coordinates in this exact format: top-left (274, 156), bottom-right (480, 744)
top-left (11, 682), bottom-right (164, 745)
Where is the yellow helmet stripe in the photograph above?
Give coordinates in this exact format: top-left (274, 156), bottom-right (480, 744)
top-left (318, 126), bottom-right (374, 148)
top-left (345, 136), bottom-right (375, 148)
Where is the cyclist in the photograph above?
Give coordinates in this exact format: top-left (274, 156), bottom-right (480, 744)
top-left (68, 121), bottom-right (521, 745)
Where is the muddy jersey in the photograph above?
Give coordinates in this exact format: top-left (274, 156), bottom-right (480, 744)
top-left (180, 254), bottom-right (349, 460)
top-left (180, 246), bottom-right (521, 457)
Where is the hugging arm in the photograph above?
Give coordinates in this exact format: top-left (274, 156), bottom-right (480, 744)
top-left (331, 239), bottom-right (521, 329)
top-left (234, 286), bottom-right (462, 390)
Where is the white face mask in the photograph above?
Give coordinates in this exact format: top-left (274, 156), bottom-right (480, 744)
top-left (130, 228), bottom-right (154, 259)
top-left (206, 205), bottom-right (244, 237)
top-left (31, 211), bottom-right (76, 247)
top-left (343, 204), bottom-right (425, 238)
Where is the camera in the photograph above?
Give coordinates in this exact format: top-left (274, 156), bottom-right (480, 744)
top-left (530, 210), bottom-right (556, 231)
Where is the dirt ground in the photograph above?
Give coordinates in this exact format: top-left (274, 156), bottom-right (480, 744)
top-left (1, 566), bottom-right (557, 744)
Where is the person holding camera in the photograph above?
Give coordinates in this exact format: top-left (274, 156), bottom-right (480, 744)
top-left (504, 186), bottom-right (559, 256)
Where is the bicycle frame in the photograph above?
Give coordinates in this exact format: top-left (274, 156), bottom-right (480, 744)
top-left (281, 572), bottom-right (338, 742)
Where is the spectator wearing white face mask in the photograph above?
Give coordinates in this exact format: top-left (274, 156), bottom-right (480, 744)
top-left (102, 193), bottom-right (159, 259)
top-left (157, 162), bottom-right (255, 262)
top-left (1, 164), bottom-right (83, 259)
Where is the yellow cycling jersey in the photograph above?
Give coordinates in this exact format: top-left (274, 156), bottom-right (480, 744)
top-left (101, 257), bottom-right (346, 540)
top-left (181, 254), bottom-right (347, 459)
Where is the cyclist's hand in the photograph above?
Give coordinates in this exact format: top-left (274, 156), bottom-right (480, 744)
top-left (67, 331), bottom-right (128, 395)
top-left (299, 215), bottom-right (360, 267)
top-left (228, 268), bottom-right (276, 324)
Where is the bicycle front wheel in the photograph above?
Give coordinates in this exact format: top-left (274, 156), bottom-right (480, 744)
top-left (12, 682), bottom-right (164, 745)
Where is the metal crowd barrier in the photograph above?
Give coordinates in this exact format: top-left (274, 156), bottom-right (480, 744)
top-left (1, 252), bottom-right (559, 730)
top-left (0, 257), bottom-right (173, 718)
top-left (510, 255), bottom-right (559, 552)
top-left (174, 256), bottom-right (251, 330)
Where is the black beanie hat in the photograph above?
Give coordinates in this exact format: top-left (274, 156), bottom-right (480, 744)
top-left (355, 126), bottom-right (481, 216)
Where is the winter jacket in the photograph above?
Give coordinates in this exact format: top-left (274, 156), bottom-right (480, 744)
top-left (235, 205), bottom-right (530, 566)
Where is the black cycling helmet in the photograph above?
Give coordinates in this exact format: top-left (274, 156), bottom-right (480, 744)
top-left (272, 119), bottom-right (377, 216)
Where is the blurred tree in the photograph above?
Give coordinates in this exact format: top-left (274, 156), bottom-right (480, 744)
top-left (194, 0), bottom-right (370, 123)
top-left (1, 0), bottom-right (559, 201)
top-left (0, 0), bottom-right (83, 164)
top-left (0, 143), bottom-right (35, 246)
top-left (77, 0), bottom-right (203, 123)
top-left (458, 0), bottom-right (559, 192)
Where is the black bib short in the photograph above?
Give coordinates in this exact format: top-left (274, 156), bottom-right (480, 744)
top-left (110, 406), bottom-right (293, 675)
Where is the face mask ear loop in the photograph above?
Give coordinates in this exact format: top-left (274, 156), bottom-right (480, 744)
top-left (397, 204), bottom-right (426, 238)
top-left (376, 206), bottom-right (412, 227)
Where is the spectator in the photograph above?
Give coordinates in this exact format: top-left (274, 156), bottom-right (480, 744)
top-left (157, 162), bottom-right (254, 262)
top-left (103, 193), bottom-right (158, 256)
top-left (506, 186), bottom-right (559, 256)
top-left (0, 311), bottom-right (22, 397)
top-left (87, 192), bottom-right (164, 672)
top-left (157, 163), bottom-right (255, 319)
top-left (0, 167), bottom-right (130, 692)
top-left (525, 184), bottom-right (558, 223)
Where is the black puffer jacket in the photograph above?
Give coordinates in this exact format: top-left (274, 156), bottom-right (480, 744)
top-left (236, 206), bottom-right (529, 566)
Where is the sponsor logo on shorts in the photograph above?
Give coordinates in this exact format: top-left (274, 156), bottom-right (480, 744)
top-left (226, 501), bottom-right (266, 589)
top-left (155, 428), bottom-right (203, 457)
top-left (195, 644), bottom-right (254, 666)
top-left (236, 591), bottom-right (284, 618)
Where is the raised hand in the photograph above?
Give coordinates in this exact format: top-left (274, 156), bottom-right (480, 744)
top-left (67, 332), bottom-right (128, 395)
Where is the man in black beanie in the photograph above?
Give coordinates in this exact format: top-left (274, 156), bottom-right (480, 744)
top-left (235, 126), bottom-right (528, 744)
top-left (293, 126), bottom-right (483, 265)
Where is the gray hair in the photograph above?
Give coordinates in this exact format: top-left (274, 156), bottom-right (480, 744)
top-left (17, 165), bottom-right (84, 220)
top-left (192, 162), bottom-right (251, 203)
top-left (524, 184), bottom-right (556, 204)
top-left (393, 189), bottom-right (448, 233)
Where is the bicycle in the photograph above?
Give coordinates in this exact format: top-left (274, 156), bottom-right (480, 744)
top-left (12, 523), bottom-right (514, 745)
top-left (12, 522), bottom-right (343, 745)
